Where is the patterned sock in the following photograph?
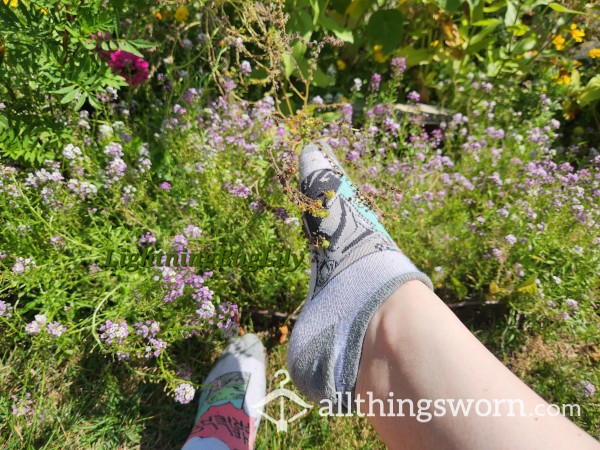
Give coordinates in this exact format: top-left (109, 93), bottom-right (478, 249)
top-left (287, 140), bottom-right (433, 408)
top-left (182, 334), bottom-right (266, 450)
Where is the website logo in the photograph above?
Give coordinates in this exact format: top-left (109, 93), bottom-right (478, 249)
top-left (252, 369), bottom-right (312, 432)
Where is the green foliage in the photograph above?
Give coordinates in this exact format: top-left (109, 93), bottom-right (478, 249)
top-left (0, 1), bottom-right (138, 163)
top-left (0, 0), bottom-right (599, 447)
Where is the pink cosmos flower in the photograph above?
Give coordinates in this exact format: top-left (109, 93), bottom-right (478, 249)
top-left (108, 50), bottom-right (149, 86)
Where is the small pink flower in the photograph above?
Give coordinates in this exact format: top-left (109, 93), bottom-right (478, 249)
top-left (108, 50), bottom-right (149, 86)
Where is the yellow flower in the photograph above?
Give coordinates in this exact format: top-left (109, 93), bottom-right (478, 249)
top-left (3, 0), bottom-right (18, 7)
top-left (588, 48), bottom-right (600, 59)
top-left (40, 7), bottom-right (48, 14)
top-left (552, 35), bottom-right (566, 51)
top-left (373, 44), bottom-right (390, 63)
top-left (174, 6), bottom-right (189, 22)
top-left (336, 59), bottom-right (347, 71)
top-left (431, 40), bottom-right (440, 47)
top-left (555, 68), bottom-right (571, 85)
top-left (567, 23), bottom-right (585, 43)
top-left (154, 11), bottom-right (163, 20)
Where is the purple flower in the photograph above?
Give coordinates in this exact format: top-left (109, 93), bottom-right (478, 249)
top-left (11, 393), bottom-right (33, 418)
top-left (134, 320), bottom-right (161, 339)
top-left (184, 88), bottom-right (199, 104)
top-left (108, 50), bottom-right (149, 86)
top-left (50, 235), bottom-right (65, 250)
top-left (183, 224), bottom-right (202, 239)
top-left (121, 185), bottom-right (137, 204)
top-left (104, 158), bottom-right (127, 186)
top-left (12, 257), bottom-right (35, 274)
top-left (159, 182), bottom-right (171, 190)
top-left (0, 300), bottom-right (12, 318)
top-left (369, 73), bottom-right (381, 92)
top-left (139, 232), bottom-right (157, 248)
top-left (228, 183), bottom-right (250, 198)
top-left (46, 321), bottom-right (67, 338)
top-left (505, 234), bottom-right (517, 245)
top-left (249, 201), bottom-right (263, 212)
top-left (407, 91), bottom-right (420, 103)
top-left (174, 383), bottom-right (196, 404)
top-left (67, 179), bottom-right (98, 199)
top-left (63, 144), bottom-right (82, 160)
top-left (273, 207), bottom-right (288, 221)
top-left (391, 57), bottom-right (406, 77)
top-left (25, 314), bottom-right (46, 335)
top-left (145, 338), bottom-right (167, 358)
top-left (496, 208), bottom-right (509, 218)
top-left (98, 319), bottom-right (129, 345)
top-left (492, 248), bottom-right (503, 260)
top-left (577, 381), bottom-right (596, 398)
top-left (565, 299), bottom-right (579, 311)
top-left (196, 299), bottom-right (216, 319)
top-left (486, 127), bottom-right (505, 140)
top-left (104, 142), bottom-right (123, 157)
top-left (223, 78), bottom-right (236, 92)
top-left (171, 234), bottom-right (188, 252)
top-left (240, 60), bottom-right (252, 75)
top-left (173, 104), bottom-right (187, 115)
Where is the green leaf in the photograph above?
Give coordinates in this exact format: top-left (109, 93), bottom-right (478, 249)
top-left (331, 0), bottom-right (351, 13)
top-left (285, 10), bottom-right (313, 41)
top-left (516, 275), bottom-right (538, 294)
top-left (504, 1), bottom-right (518, 26)
top-left (365, 9), bottom-right (404, 54)
top-left (309, 0), bottom-right (329, 26)
top-left (451, 276), bottom-right (468, 299)
top-left (484, 2), bottom-right (507, 13)
top-left (75, 91), bottom-right (88, 110)
top-left (129, 39), bottom-right (156, 49)
top-left (469, 22), bottom-right (500, 46)
top-left (548, 2), bottom-right (585, 14)
top-left (397, 46), bottom-right (432, 67)
top-left (472, 18), bottom-right (500, 26)
top-left (511, 34), bottom-right (537, 55)
top-left (466, 0), bottom-right (484, 22)
top-left (318, 14), bottom-right (354, 42)
top-left (578, 75), bottom-right (600, 107)
top-left (60, 88), bottom-right (80, 104)
top-left (434, 0), bottom-right (462, 13)
top-left (507, 23), bottom-right (530, 36)
top-left (312, 66), bottom-right (334, 87)
top-left (52, 84), bottom-right (78, 95)
top-left (116, 40), bottom-right (144, 58)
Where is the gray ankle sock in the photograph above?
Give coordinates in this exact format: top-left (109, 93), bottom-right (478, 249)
top-left (287, 141), bottom-right (433, 408)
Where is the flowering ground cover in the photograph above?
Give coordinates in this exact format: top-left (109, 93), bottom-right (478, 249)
top-left (1, 0), bottom-right (599, 448)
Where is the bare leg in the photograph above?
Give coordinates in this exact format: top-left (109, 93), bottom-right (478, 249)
top-left (356, 280), bottom-right (599, 450)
